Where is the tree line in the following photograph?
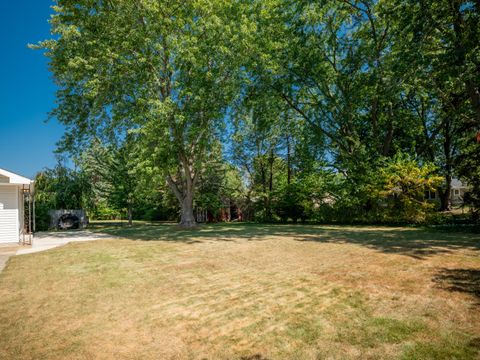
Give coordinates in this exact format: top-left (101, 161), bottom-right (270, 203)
top-left (32, 0), bottom-right (480, 228)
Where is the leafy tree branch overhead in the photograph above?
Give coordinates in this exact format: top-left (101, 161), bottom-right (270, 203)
top-left (32, 0), bottom-right (480, 226)
top-left (35, 0), bottom-right (253, 226)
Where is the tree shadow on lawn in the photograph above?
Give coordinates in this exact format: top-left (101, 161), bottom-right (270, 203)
top-left (295, 227), bottom-right (480, 260)
top-left (433, 268), bottom-right (480, 304)
top-left (240, 354), bottom-right (270, 360)
top-left (89, 221), bottom-right (480, 259)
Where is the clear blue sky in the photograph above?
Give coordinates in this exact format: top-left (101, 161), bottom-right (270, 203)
top-left (0, 1), bottom-right (64, 178)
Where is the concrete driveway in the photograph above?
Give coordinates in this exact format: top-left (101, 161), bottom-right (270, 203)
top-left (16, 231), bottom-right (116, 255)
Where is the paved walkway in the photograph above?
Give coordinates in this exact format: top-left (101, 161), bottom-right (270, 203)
top-left (15, 231), bottom-right (116, 255)
top-left (1, 231), bottom-right (117, 272)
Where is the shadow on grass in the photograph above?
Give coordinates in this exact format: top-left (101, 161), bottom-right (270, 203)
top-left (433, 268), bottom-right (480, 303)
top-left (295, 227), bottom-right (480, 260)
top-left (240, 355), bottom-right (270, 360)
top-left (89, 221), bottom-right (480, 260)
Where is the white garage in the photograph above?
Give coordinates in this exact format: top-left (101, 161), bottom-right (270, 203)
top-left (0, 168), bottom-right (34, 244)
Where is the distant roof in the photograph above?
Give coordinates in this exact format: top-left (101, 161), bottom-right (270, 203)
top-left (451, 178), bottom-right (467, 188)
top-left (0, 168), bottom-right (33, 185)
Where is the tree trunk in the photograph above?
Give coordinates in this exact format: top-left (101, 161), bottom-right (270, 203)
top-left (127, 204), bottom-right (133, 226)
top-left (166, 171), bottom-right (197, 228)
top-left (179, 194), bottom-right (196, 227)
top-left (440, 175), bottom-right (452, 211)
top-left (286, 135), bottom-right (292, 185)
top-left (382, 104), bottom-right (394, 156)
top-left (371, 98), bottom-right (380, 152)
top-left (466, 79), bottom-right (480, 126)
top-left (259, 158), bottom-right (270, 221)
top-left (266, 150), bottom-right (275, 222)
top-left (440, 116), bottom-right (453, 211)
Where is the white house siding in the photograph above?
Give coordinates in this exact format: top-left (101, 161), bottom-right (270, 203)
top-left (0, 186), bottom-right (19, 243)
top-left (0, 210), bottom-right (19, 243)
top-left (0, 186), bottom-right (18, 209)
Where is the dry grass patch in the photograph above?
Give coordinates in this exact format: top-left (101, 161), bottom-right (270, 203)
top-left (0, 223), bottom-right (479, 359)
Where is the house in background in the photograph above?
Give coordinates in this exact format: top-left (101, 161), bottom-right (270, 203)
top-left (424, 178), bottom-right (469, 206)
top-left (195, 198), bottom-right (244, 223)
top-left (450, 179), bottom-right (469, 205)
top-left (0, 168), bottom-right (34, 244)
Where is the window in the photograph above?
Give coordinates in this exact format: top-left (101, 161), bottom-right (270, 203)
top-left (454, 189), bottom-right (460, 196)
top-left (424, 191), bottom-right (436, 200)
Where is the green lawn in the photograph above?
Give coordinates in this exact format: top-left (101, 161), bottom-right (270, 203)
top-left (1, 223), bottom-right (479, 359)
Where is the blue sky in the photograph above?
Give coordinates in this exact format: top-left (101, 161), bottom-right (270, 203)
top-left (0, 1), bottom-right (64, 178)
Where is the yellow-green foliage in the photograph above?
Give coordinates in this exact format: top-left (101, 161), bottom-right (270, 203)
top-left (378, 155), bottom-right (443, 223)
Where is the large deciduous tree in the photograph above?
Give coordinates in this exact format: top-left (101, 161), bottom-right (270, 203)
top-left (34, 0), bottom-right (480, 224)
top-left (36, 0), bottom-right (250, 226)
top-left (392, 0), bottom-right (480, 210)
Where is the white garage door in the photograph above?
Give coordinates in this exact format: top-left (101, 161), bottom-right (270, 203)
top-left (0, 187), bottom-right (19, 243)
top-left (0, 210), bottom-right (19, 243)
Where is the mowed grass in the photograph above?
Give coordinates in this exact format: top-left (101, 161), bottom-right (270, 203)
top-left (1, 223), bottom-right (479, 359)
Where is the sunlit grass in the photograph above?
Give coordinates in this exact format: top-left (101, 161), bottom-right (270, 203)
top-left (1, 223), bottom-right (479, 359)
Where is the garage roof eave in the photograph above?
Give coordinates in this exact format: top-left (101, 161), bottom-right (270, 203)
top-left (0, 168), bottom-right (34, 185)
